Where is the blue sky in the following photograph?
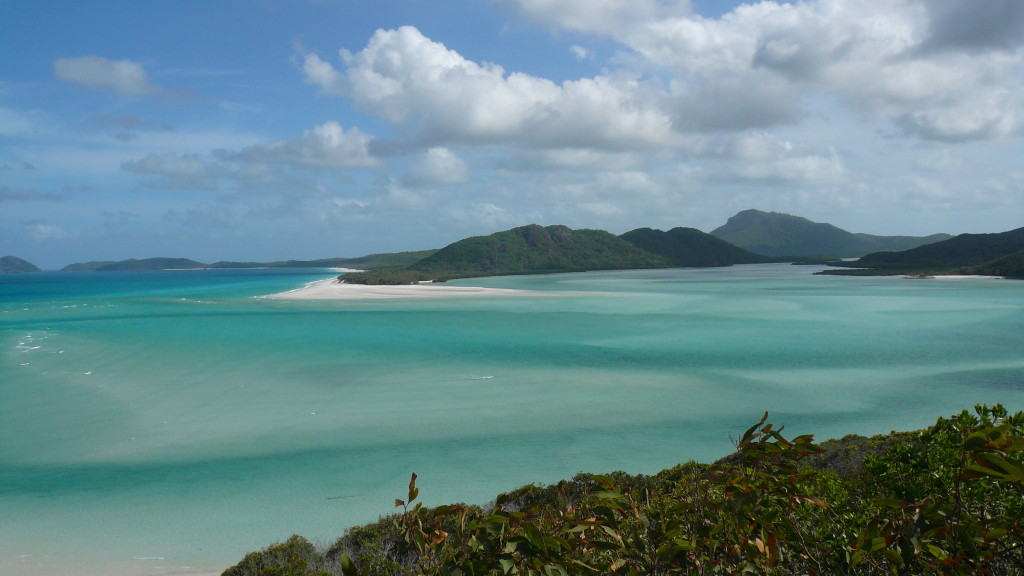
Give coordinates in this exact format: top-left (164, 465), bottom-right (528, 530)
top-left (2, 0), bottom-right (1023, 269)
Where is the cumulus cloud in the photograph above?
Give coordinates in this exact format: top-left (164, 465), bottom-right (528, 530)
top-left (302, 26), bottom-right (674, 149)
top-left (569, 45), bottom-right (592, 61)
top-left (918, 0), bottom-right (1024, 54)
top-left (122, 153), bottom-right (225, 189)
top-left (502, 148), bottom-right (642, 172)
top-left (403, 148), bottom-right (469, 186)
top-left (54, 56), bottom-right (161, 96)
top-left (521, 0), bottom-right (1024, 143)
top-left (221, 121), bottom-right (381, 169)
top-left (25, 223), bottom-right (68, 241)
top-left (496, 0), bottom-right (691, 36)
top-left (122, 122), bottom-right (381, 196)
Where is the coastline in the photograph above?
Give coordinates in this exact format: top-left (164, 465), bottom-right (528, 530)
top-left (265, 278), bottom-right (525, 300)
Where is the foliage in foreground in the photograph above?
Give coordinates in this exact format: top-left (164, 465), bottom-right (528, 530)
top-left (225, 405), bottom-right (1024, 576)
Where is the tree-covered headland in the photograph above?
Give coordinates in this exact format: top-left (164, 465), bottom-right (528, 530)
top-left (224, 404), bottom-right (1024, 576)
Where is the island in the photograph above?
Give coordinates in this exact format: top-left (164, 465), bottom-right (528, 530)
top-left (0, 255), bottom-right (41, 274)
top-left (339, 223), bottom-right (774, 285)
top-left (818, 226), bottom-right (1024, 278)
top-left (711, 209), bottom-right (952, 258)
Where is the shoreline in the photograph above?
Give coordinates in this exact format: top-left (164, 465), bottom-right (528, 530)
top-left (264, 278), bottom-right (525, 300)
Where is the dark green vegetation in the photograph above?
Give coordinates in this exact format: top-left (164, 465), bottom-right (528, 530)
top-left (87, 257), bottom-right (208, 271)
top-left (225, 404), bottom-right (1024, 576)
top-left (711, 209), bottom-right (951, 258)
top-left (971, 251), bottom-right (1024, 279)
top-left (59, 251), bottom-right (437, 273)
top-left (820, 227), bottom-right (1024, 278)
top-left (60, 260), bottom-right (118, 272)
top-left (341, 224), bottom-right (771, 285)
top-left (410, 225), bottom-right (662, 277)
top-left (0, 255), bottom-right (41, 273)
top-left (620, 227), bottom-right (771, 267)
top-left (209, 251), bottom-right (438, 271)
top-left (55, 210), bottom-right (960, 280)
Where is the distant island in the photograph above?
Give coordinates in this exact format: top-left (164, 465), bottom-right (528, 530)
top-left (58, 251), bottom-right (436, 273)
top-left (339, 224), bottom-right (775, 284)
top-left (55, 209), bottom-right (1001, 282)
top-left (0, 255), bottom-right (41, 274)
top-left (819, 226), bottom-right (1024, 279)
top-left (711, 209), bottom-right (952, 258)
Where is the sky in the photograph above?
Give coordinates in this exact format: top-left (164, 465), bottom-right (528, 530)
top-left (2, 0), bottom-right (1023, 269)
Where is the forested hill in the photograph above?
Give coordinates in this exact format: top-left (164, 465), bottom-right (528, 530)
top-left (853, 226), bottom-right (1024, 269)
top-left (60, 251), bottom-right (437, 272)
top-left (409, 224), bottom-right (665, 278)
top-left (0, 255), bottom-right (41, 273)
top-left (339, 224), bottom-right (780, 284)
top-left (75, 257), bottom-right (209, 271)
top-left (711, 209), bottom-right (950, 257)
top-left (621, 227), bottom-right (771, 267)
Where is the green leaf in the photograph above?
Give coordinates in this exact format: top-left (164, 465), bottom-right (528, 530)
top-left (926, 544), bottom-right (948, 560)
top-left (523, 523), bottom-right (545, 549)
top-left (340, 553), bottom-right (359, 576)
top-left (408, 473), bottom-right (419, 504)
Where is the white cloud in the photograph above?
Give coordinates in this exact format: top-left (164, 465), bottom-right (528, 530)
top-left (503, 148), bottom-right (642, 172)
top-left (733, 153), bottom-right (846, 185)
top-left (569, 45), bottom-right (592, 61)
top-left (918, 0), bottom-right (1024, 54)
top-left (403, 148), bottom-right (469, 186)
top-left (54, 56), bottom-right (161, 96)
top-left (520, 0), bottom-right (1024, 142)
top-left (122, 153), bottom-right (224, 188)
top-left (496, 0), bottom-right (691, 35)
top-left (303, 26), bottom-right (675, 149)
top-left (25, 223), bottom-right (68, 241)
top-left (223, 122), bottom-right (381, 169)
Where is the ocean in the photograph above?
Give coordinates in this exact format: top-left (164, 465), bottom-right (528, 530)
top-left (2, 265), bottom-right (1022, 575)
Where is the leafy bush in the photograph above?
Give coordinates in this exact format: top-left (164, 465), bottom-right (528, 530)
top-left (224, 405), bottom-right (1024, 576)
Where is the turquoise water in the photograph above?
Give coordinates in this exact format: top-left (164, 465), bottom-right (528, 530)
top-left (2, 265), bottom-right (1023, 575)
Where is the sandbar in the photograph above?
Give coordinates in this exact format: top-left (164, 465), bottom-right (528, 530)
top-left (266, 278), bottom-right (525, 300)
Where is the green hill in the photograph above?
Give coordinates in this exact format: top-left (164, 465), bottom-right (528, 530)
top-left (852, 226), bottom-right (1024, 270)
top-left (209, 251), bottom-right (437, 270)
top-left (711, 209), bottom-right (950, 257)
top-left (62, 251), bottom-right (438, 273)
top-left (342, 224), bottom-right (788, 284)
top-left (970, 250), bottom-right (1024, 279)
top-left (93, 257), bottom-right (209, 271)
top-left (620, 227), bottom-right (771, 267)
top-left (0, 255), bottom-right (41, 274)
top-left (409, 224), bottom-right (665, 278)
top-left (60, 261), bottom-right (118, 272)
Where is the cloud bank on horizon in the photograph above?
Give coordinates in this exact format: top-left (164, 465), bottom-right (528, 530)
top-left (1, 0), bottom-right (1022, 268)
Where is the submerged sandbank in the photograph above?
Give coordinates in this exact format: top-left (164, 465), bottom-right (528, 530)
top-left (266, 278), bottom-right (525, 300)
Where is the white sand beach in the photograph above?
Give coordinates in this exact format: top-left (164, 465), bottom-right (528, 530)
top-left (266, 278), bottom-right (525, 300)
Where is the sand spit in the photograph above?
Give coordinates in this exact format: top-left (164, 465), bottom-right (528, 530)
top-left (266, 278), bottom-right (525, 300)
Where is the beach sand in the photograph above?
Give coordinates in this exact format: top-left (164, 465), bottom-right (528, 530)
top-left (266, 278), bottom-right (525, 300)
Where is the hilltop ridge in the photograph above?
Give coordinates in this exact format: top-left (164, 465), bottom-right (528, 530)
top-left (0, 255), bottom-right (41, 274)
top-left (821, 226), bottom-right (1024, 278)
top-left (711, 209), bottom-right (951, 257)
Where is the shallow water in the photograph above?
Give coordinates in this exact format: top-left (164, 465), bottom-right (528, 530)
top-left (2, 265), bottom-right (1022, 575)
